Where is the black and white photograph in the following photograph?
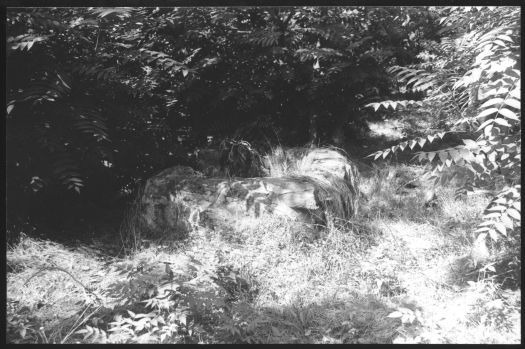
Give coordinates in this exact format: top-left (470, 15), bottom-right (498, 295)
top-left (5, 5), bottom-right (521, 344)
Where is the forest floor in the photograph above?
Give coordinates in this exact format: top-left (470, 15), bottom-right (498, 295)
top-left (6, 117), bottom-right (521, 344)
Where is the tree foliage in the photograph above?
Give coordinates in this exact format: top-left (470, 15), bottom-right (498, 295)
top-left (7, 6), bottom-right (437, 227)
top-left (366, 6), bottom-right (521, 243)
top-left (10, 5), bottom-right (515, 242)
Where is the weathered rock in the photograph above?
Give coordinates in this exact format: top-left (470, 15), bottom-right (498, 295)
top-left (139, 166), bottom-right (328, 238)
top-left (138, 148), bottom-right (361, 239)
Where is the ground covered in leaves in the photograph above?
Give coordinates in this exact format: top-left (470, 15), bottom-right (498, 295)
top-left (6, 158), bottom-right (520, 344)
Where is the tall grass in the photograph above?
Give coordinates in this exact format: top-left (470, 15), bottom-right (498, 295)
top-left (263, 145), bottom-right (307, 178)
top-left (119, 184), bottom-right (146, 254)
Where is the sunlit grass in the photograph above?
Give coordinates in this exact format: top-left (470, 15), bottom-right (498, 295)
top-left (6, 161), bottom-right (520, 344)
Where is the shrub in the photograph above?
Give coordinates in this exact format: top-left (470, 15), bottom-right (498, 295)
top-left (365, 7), bottom-right (520, 262)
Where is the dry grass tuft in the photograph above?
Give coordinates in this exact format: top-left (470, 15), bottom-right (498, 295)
top-left (263, 145), bottom-right (307, 178)
top-left (119, 184), bottom-right (146, 253)
top-left (219, 138), bottom-right (266, 177)
top-left (264, 146), bottom-right (361, 222)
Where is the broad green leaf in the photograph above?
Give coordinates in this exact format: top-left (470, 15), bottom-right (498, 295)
top-left (438, 151), bottom-right (448, 163)
top-left (510, 88), bottom-right (520, 99)
top-left (494, 222), bottom-right (507, 236)
top-left (498, 108), bottom-right (519, 121)
top-left (492, 39), bottom-right (507, 47)
top-left (476, 107), bottom-right (499, 119)
top-left (479, 220), bottom-right (496, 227)
top-left (449, 149), bottom-right (461, 163)
top-left (365, 103), bottom-right (377, 110)
top-left (479, 98), bottom-right (503, 109)
top-left (488, 229), bottom-right (499, 241)
top-left (487, 151), bottom-right (497, 163)
top-left (463, 139), bottom-right (478, 148)
top-left (387, 311), bottom-right (403, 318)
top-left (505, 68), bottom-right (520, 79)
top-left (478, 87), bottom-right (503, 100)
top-left (476, 118), bottom-right (494, 132)
top-left (497, 34), bottom-right (513, 42)
top-left (507, 208), bottom-right (520, 220)
top-left (504, 98), bottom-right (520, 109)
top-left (493, 197), bottom-right (508, 204)
top-left (484, 124), bottom-right (494, 136)
top-left (494, 118), bottom-right (511, 127)
top-left (484, 212), bottom-right (503, 219)
top-left (500, 214), bottom-right (513, 228)
top-left (459, 147), bottom-right (473, 160)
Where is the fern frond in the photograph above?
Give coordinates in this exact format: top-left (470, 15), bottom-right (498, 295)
top-left (7, 33), bottom-right (50, 52)
top-left (12, 71), bottom-right (72, 104)
top-left (245, 29), bottom-right (282, 47)
top-left (72, 106), bottom-right (111, 142)
top-left (366, 132), bottom-right (447, 160)
top-left (475, 184), bottom-right (521, 240)
top-left (52, 153), bottom-right (84, 193)
top-left (137, 49), bottom-right (191, 76)
top-left (364, 100), bottom-right (423, 112)
top-left (387, 66), bottom-right (436, 93)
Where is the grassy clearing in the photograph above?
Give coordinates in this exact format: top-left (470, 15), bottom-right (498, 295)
top-left (6, 159), bottom-right (520, 344)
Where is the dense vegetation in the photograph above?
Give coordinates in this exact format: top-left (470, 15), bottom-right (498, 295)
top-left (6, 6), bottom-right (439, 229)
top-left (367, 6), bottom-right (520, 241)
top-left (6, 6), bottom-right (521, 344)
